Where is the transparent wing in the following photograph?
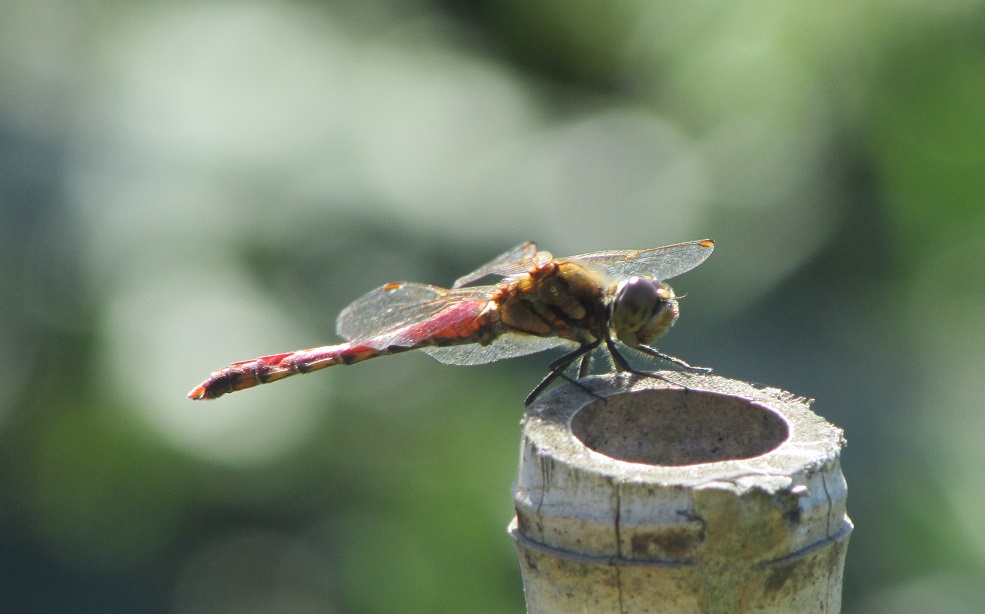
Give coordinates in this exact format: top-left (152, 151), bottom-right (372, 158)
top-left (568, 239), bottom-right (714, 281)
top-left (336, 282), bottom-right (497, 343)
top-left (453, 242), bottom-right (549, 288)
top-left (423, 333), bottom-right (576, 365)
top-left (337, 280), bottom-right (574, 362)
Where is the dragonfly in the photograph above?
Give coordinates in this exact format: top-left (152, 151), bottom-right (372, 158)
top-left (188, 239), bottom-right (715, 405)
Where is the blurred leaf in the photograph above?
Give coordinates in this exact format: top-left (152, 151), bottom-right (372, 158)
top-left (19, 401), bottom-right (190, 566)
top-left (868, 28), bottom-right (985, 261)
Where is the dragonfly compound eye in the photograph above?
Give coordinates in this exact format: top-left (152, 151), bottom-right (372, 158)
top-left (612, 276), bottom-right (664, 334)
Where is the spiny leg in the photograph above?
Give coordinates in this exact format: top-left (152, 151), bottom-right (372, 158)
top-left (603, 334), bottom-right (634, 373)
top-left (525, 339), bottom-right (601, 406)
top-left (578, 353), bottom-right (591, 378)
top-left (636, 344), bottom-right (712, 373)
top-left (602, 334), bottom-right (683, 387)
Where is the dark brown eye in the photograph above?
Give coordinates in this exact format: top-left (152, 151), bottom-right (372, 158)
top-left (612, 276), bottom-right (662, 334)
top-left (617, 277), bottom-right (659, 313)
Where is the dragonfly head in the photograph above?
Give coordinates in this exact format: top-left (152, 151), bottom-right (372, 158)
top-left (609, 276), bottom-right (679, 346)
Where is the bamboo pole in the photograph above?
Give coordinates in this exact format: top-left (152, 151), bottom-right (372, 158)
top-left (510, 373), bottom-right (851, 613)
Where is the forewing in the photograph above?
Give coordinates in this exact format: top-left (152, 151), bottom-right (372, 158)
top-left (570, 239), bottom-right (714, 281)
top-left (336, 282), bottom-right (496, 343)
top-left (453, 242), bottom-right (548, 288)
top-left (423, 333), bottom-right (576, 365)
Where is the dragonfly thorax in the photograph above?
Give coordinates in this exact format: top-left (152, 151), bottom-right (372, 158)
top-left (609, 276), bottom-right (679, 347)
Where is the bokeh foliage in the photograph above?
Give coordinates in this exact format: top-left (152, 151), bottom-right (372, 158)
top-left (1, 0), bottom-right (984, 612)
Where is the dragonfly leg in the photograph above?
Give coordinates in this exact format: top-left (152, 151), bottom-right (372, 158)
top-left (603, 334), bottom-right (685, 388)
top-left (544, 372), bottom-right (606, 406)
top-left (578, 353), bottom-right (591, 378)
top-left (636, 345), bottom-right (712, 373)
top-left (525, 340), bottom-right (601, 406)
top-left (603, 334), bottom-right (639, 373)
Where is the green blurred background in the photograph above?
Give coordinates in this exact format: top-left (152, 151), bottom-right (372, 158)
top-left (1, 0), bottom-right (983, 612)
